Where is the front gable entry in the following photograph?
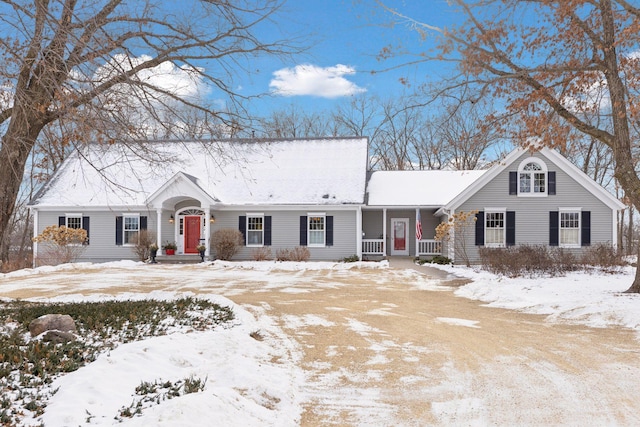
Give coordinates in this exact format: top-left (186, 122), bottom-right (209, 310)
top-left (146, 172), bottom-right (217, 209)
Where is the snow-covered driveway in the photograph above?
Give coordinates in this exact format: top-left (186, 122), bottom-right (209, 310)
top-left (2, 260), bottom-right (640, 426)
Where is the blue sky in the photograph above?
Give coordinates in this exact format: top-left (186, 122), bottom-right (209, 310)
top-left (237, 0), bottom-right (464, 116)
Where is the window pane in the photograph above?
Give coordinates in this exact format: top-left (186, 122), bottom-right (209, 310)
top-left (247, 216), bottom-right (263, 245)
top-left (308, 216), bottom-right (325, 245)
top-left (560, 229), bottom-right (579, 245)
top-left (123, 216), bottom-right (139, 245)
top-left (124, 216), bottom-right (138, 230)
top-left (534, 173), bottom-right (546, 193)
top-left (523, 162), bottom-right (542, 171)
top-left (67, 216), bottom-right (82, 229)
top-left (485, 212), bottom-right (504, 245)
top-left (560, 212), bottom-right (580, 245)
top-left (248, 217), bottom-right (263, 231)
top-left (519, 173), bottom-right (531, 193)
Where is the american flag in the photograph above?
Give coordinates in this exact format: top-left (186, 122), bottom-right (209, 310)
top-left (416, 210), bottom-right (423, 241)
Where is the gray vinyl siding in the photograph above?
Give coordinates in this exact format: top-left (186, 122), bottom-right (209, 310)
top-left (363, 210), bottom-right (384, 240)
top-left (36, 208), bottom-right (359, 263)
top-left (210, 209), bottom-right (359, 261)
top-left (456, 151), bottom-right (615, 264)
top-left (420, 210), bottom-right (440, 240)
top-left (35, 209), bottom-right (161, 264)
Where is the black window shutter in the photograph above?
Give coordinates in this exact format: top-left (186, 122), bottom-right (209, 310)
top-left (82, 216), bottom-right (90, 245)
top-left (326, 216), bottom-right (334, 246)
top-left (58, 216), bottom-right (65, 226)
top-left (581, 211), bottom-right (591, 246)
top-left (299, 216), bottom-right (307, 246)
top-left (238, 216), bottom-right (246, 245)
top-left (140, 216), bottom-right (147, 230)
top-left (115, 216), bottom-right (123, 246)
top-left (549, 211), bottom-right (559, 246)
top-left (264, 216), bottom-right (272, 246)
top-left (509, 172), bottom-right (518, 195)
top-left (475, 211), bottom-right (484, 246)
top-left (548, 171), bottom-right (556, 195)
top-left (506, 211), bottom-right (515, 246)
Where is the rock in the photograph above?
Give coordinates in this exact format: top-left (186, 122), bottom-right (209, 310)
top-left (42, 330), bottom-right (76, 344)
top-left (29, 314), bottom-right (77, 337)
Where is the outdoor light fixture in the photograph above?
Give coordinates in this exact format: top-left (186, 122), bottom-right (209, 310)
top-left (169, 215), bottom-right (174, 224)
top-left (210, 215), bottom-right (216, 223)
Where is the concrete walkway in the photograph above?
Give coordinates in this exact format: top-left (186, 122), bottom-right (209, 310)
top-left (386, 256), bottom-right (470, 284)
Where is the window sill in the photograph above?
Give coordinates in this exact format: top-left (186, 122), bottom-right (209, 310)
top-left (308, 244), bottom-right (326, 248)
top-left (517, 193), bottom-right (547, 197)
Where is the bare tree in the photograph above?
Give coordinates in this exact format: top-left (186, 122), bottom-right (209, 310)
top-left (373, 97), bottom-right (424, 170)
top-left (259, 105), bottom-right (334, 138)
top-left (0, 0), bottom-right (301, 263)
top-left (378, 0), bottom-right (640, 292)
top-left (435, 98), bottom-right (501, 170)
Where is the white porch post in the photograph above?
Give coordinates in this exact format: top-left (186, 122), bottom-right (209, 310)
top-left (415, 207), bottom-right (420, 257)
top-left (156, 209), bottom-right (162, 247)
top-left (356, 206), bottom-right (363, 260)
top-left (382, 208), bottom-right (387, 256)
top-left (204, 206), bottom-right (211, 256)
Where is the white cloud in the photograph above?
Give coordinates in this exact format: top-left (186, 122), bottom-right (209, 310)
top-left (270, 64), bottom-right (366, 98)
top-left (95, 54), bottom-right (208, 101)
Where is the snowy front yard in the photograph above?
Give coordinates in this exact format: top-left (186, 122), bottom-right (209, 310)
top-left (1, 260), bottom-right (640, 426)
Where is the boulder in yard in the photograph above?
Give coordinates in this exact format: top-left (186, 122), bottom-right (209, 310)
top-left (29, 314), bottom-right (77, 337)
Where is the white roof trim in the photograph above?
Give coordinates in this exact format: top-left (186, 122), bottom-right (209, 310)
top-left (540, 147), bottom-right (625, 210)
top-left (445, 147), bottom-right (625, 212)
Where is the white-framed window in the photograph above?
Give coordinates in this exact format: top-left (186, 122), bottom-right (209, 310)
top-left (518, 158), bottom-right (547, 196)
top-left (123, 214), bottom-right (140, 245)
top-left (485, 210), bottom-right (506, 247)
top-left (246, 214), bottom-right (264, 246)
top-left (560, 209), bottom-right (581, 247)
top-left (308, 213), bottom-right (326, 247)
top-left (65, 213), bottom-right (82, 229)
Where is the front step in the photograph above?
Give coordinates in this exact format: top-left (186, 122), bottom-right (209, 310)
top-left (153, 254), bottom-right (207, 264)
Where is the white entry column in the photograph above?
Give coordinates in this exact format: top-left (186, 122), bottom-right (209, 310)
top-left (382, 208), bottom-right (387, 256)
top-left (204, 207), bottom-right (211, 256)
top-left (156, 209), bottom-right (162, 247)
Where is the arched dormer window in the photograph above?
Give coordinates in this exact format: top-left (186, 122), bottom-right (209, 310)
top-left (518, 158), bottom-right (547, 196)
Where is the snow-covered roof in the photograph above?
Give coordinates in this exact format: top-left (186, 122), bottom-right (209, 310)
top-left (366, 170), bottom-right (486, 207)
top-left (30, 138), bottom-right (369, 208)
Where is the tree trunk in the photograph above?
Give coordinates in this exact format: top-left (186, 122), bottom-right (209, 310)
top-left (618, 209), bottom-right (625, 253)
top-left (627, 207), bottom-right (634, 256)
top-left (624, 244), bottom-right (640, 293)
top-left (0, 128), bottom-right (41, 258)
top-left (598, 0), bottom-right (640, 292)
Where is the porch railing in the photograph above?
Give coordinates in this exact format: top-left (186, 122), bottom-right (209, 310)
top-left (362, 239), bottom-right (441, 256)
top-left (418, 239), bottom-right (441, 256)
top-left (362, 239), bottom-right (385, 255)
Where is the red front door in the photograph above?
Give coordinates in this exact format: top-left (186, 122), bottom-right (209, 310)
top-left (184, 216), bottom-right (201, 253)
top-left (394, 221), bottom-right (406, 250)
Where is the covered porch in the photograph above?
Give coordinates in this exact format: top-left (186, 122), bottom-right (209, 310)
top-left (361, 208), bottom-right (442, 258)
top-left (146, 172), bottom-right (218, 258)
